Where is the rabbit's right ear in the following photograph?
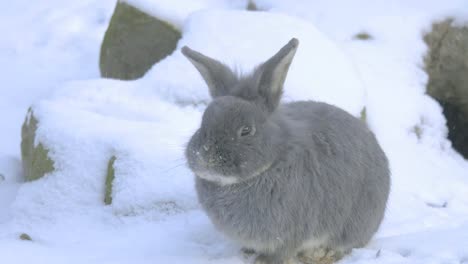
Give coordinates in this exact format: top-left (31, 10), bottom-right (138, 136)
top-left (252, 38), bottom-right (298, 112)
top-left (182, 46), bottom-right (237, 98)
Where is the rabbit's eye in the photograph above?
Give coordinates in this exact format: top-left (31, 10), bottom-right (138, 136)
top-left (238, 125), bottom-right (255, 137)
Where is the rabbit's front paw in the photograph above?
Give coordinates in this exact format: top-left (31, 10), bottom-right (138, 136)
top-left (242, 247), bottom-right (256, 255)
top-left (297, 247), bottom-right (342, 264)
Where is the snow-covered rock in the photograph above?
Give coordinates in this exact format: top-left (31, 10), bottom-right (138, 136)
top-left (19, 79), bottom-right (201, 217)
top-left (99, 0), bottom-right (252, 80)
top-left (123, 0), bottom-right (249, 29)
top-left (424, 18), bottom-right (468, 159)
top-left (100, 1), bottom-right (181, 80)
top-left (21, 110), bottom-right (54, 182)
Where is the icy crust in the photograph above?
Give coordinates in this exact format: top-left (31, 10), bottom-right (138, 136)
top-left (144, 10), bottom-right (366, 117)
top-left (122, 0), bottom-right (248, 29)
top-left (13, 80), bottom-right (201, 218)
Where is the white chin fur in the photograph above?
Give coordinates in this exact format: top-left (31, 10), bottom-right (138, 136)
top-left (196, 172), bottom-right (239, 186)
top-left (196, 162), bottom-right (274, 186)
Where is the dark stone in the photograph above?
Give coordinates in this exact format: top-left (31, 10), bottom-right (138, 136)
top-left (104, 156), bottom-right (116, 205)
top-left (100, 1), bottom-right (181, 80)
top-left (19, 233), bottom-right (32, 241)
top-left (353, 32), bottom-right (373, 40)
top-left (21, 109), bottom-right (55, 181)
top-left (424, 19), bottom-right (468, 158)
top-left (247, 0), bottom-right (259, 11)
top-left (439, 100), bottom-right (468, 158)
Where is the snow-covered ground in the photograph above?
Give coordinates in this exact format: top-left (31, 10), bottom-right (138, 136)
top-left (1, 1), bottom-right (467, 264)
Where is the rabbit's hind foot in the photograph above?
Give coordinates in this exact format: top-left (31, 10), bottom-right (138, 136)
top-left (254, 254), bottom-right (295, 264)
top-left (297, 247), bottom-right (343, 264)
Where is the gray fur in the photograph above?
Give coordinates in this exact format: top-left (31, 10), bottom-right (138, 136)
top-left (183, 38), bottom-right (390, 264)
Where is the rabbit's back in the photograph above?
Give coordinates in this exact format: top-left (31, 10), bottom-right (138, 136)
top-left (278, 101), bottom-right (390, 248)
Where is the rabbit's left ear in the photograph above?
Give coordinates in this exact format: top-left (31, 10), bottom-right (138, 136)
top-left (255, 38), bottom-right (299, 112)
top-left (182, 46), bottom-right (237, 98)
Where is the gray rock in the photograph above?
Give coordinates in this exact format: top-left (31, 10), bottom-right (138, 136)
top-left (100, 1), bottom-right (181, 80)
top-left (104, 156), bottom-right (116, 205)
top-left (424, 18), bottom-right (468, 158)
top-left (247, 0), bottom-right (259, 11)
top-left (20, 108), bottom-right (117, 205)
top-left (19, 233), bottom-right (32, 241)
top-left (21, 109), bottom-right (118, 203)
top-left (21, 109), bottom-right (55, 181)
top-left (353, 32), bottom-right (373, 41)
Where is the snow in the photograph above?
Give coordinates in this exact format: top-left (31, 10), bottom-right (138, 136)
top-left (0, 0), bottom-right (114, 157)
top-left (123, 0), bottom-right (249, 29)
top-left (144, 10), bottom-right (366, 116)
top-left (1, 0), bottom-right (468, 264)
top-left (0, 0), bottom-right (115, 223)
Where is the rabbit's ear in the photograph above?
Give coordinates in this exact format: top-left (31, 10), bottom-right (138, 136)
top-left (182, 46), bottom-right (237, 98)
top-left (255, 38), bottom-right (298, 112)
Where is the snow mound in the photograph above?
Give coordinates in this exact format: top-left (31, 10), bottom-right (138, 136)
top-left (123, 0), bottom-right (249, 29)
top-left (13, 79), bottom-right (201, 219)
top-left (0, 0), bottom-right (114, 157)
top-left (143, 10), bottom-right (366, 116)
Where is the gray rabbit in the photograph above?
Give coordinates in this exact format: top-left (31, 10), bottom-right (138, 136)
top-left (183, 39), bottom-right (390, 264)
